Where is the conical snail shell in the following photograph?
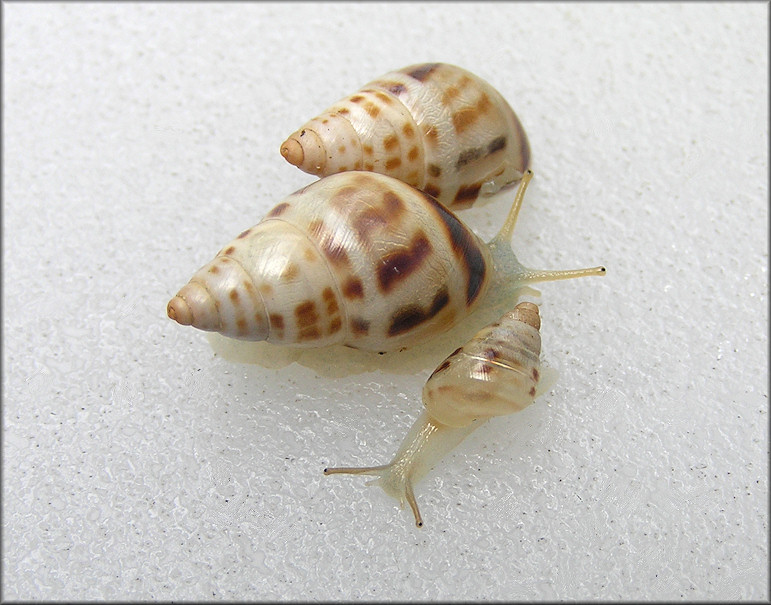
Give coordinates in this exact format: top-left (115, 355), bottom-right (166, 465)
top-left (280, 63), bottom-right (531, 209)
top-left (168, 171), bottom-right (492, 352)
top-left (422, 301), bottom-right (541, 427)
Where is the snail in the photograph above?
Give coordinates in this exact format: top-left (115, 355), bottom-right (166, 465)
top-left (280, 62), bottom-right (530, 210)
top-left (167, 170), bottom-right (605, 352)
top-left (324, 301), bottom-right (548, 527)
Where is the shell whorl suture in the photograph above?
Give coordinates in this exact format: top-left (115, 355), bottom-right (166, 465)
top-left (280, 62), bottom-right (531, 210)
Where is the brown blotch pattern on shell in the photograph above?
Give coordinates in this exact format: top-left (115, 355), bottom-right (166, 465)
top-left (351, 317), bottom-right (370, 335)
top-left (267, 202), bottom-right (291, 218)
top-left (427, 163), bottom-right (442, 178)
top-left (406, 63), bottom-right (441, 82)
top-left (342, 277), bottom-right (364, 300)
top-left (295, 301), bottom-right (319, 328)
top-left (377, 231), bottom-right (432, 292)
top-left (454, 183), bottom-right (482, 205)
top-left (237, 228), bottom-right (252, 239)
top-left (383, 135), bottom-right (398, 151)
top-left (419, 190), bottom-right (487, 306)
top-left (387, 286), bottom-right (450, 337)
top-left (269, 314), bottom-right (285, 330)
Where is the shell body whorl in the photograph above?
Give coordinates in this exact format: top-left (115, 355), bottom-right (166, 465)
top-left (422, 302), bottom-right (542, 428)
top-left (167, 172), bottom-right (493, 351)
top-left (281, 63), bottom-right (531, 209)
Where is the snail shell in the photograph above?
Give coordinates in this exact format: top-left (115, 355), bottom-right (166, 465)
top-left (167, 170), bottom-right (604, 353)
top-left (280, 62), bottom-right (530, 210)
top-left (324, 301), bottom-right (548, 527)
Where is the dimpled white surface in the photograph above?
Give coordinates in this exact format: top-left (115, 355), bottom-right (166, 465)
top-left (3, 3), bottom-right (767, 601)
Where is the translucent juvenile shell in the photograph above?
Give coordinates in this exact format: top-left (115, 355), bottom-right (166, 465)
top-left (324, 302), bottom-right (546, 527)
top-left (280, 62), bottom-right (531, 209)
top-left (422, 301), bottom-right (542, 427)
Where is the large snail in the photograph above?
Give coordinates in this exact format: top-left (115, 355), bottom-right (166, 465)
top-left (167, 170), bottom-right (604, 352)
top-left (280, 62), bottom-right (530, 210)
top-left (325, 301), bottom-right (548, 527)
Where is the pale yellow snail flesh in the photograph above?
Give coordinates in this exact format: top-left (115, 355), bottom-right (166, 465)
top-left (324, 301), bottom-right (547, 527)
top-left (280, 62), bottom-right (531, 210)
top-left (167, 170), bottom-right (605, 352)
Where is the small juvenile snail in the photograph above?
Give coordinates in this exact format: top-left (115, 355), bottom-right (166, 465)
top-left (167, 170), bottom-right (604, 352)
top-left (324, 301), bottom-right (548, 527)
top-left (280, 62), bottom-right (530, 209)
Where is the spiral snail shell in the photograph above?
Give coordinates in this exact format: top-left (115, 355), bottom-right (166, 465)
top-left (280, 62), bottom-right (530, 210)
top-left (324, 301), bottom-right (547, 527)
top-left (167, 170), bottom-right (604, 352)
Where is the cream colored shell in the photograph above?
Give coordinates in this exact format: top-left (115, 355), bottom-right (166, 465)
top-left (280, 62), bottom-right (531, 209)
top-left (422, 301), bottom-right (542, 427)
top-left (167, 171), bottom-right (493, 352)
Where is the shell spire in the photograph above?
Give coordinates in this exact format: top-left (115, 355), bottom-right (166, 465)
top-left (280, 62), bottom-right (531, 209)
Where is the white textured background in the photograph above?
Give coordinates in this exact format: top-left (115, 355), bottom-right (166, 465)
top-left (3, 2), bottom-right (768, 601)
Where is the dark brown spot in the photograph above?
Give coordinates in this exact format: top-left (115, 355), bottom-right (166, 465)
top-left (237, 318), bottom-right (248, 335)
top-left (427, 163), bottom-right (442, 178)
top-left (529, 386), bottom-right (537, 397)
top-left (487, 135), bottom-right (507, 154)
top-left (532, 368), bottom-right (540, 381)
top-left (299, 326), bottom-right (321, 341)
top-left (385, 157), bottom-right (401, 170)
top-left (454, 183), bottom-right (482, 205)
top-left (423, 184), bottom-right (441, 199)
top-left (377, 232), bottom-right (432, 292)
top-left (428, 285), bottom-right (449, 316)
top-left (442, 85), bottom-right (460, 104)
top-left (281, 263), bottom-right (299, 280)
top-left (429, 358), bottom-right (452, 378)
top-left (229, 290), bottom-right (240, 303)
top-left (364, 102), bottom-right (380, 118)
top-left (322, 118), bottom-right (329, 125)
top-left (477, 93), bottom-right (491, 114)
top-left (387, 285), bottom-right (449, 337)
top-left (295, 301), bottom-right (318, 328)
top-left (419, 189), bottom-right (487, 304)
top-left (342, 277), bottom-right (364, 299)
top-left (322, 287), bottom-right (339, 315)
top-left (351, 318), bottom-right (370, 335)
top-left (407, 146), bottom-right (419, 162)
top-left (374, 90), bottom-right (393, 105)
top-left (266, 202), bottom-right (290, 218)
top-left (387, 306), bottom-right (424, 336)
top-left (476, 362), bottom-right (493, 377)
top-left (223, 246), bottom-right (236, 256)
top-left (269, 314), bottom-right (284, 330)
top-left (482, 348), bottom-right (501, 361)
top-left (402, 123), bottom-right (415, 137)
top-left (243, 280), bottom-right (256, 295)
top-left (350, 95), bottom-right (364, 103)
top-left (383, 81), bottom-right (406, 95)
top-left (363, 144), bottom-right (373, 155)
top-left (383, 191), bottom-right (405, 215)
top-left (364, 163), bottom-right (374, 171)
top-left (237, 228), bottom-right (252, 239)
top-left (456, 147), bottom-right (483, 170)
top-left (383, 135), bottom-right (398, 151)
top-left (338, 145), bottom-right (346, 153)
top-left (406, 63), bottom-right (441, 82)
top-left (209, 265), bottom-right (220, 274)
top-left (452, 107), bottom-right (478, 133)
top-left (329, 317), bottom-right (342, 333)
top-left (337, 107), bottom-right (350, 115)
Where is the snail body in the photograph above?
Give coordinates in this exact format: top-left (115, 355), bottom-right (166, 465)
top-left (324, 301), bottom-right (547, 527)
top-left (167, 170), bottom-right (604, 352)
top-left (280, 62), bottom-right (530, 210)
